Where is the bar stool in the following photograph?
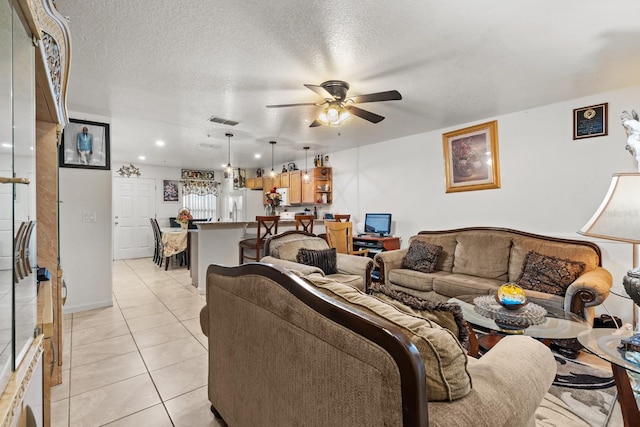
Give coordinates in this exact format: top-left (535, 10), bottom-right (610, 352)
top-left (238, 215), bottom-right (280, 264)
top-left (294, 214), bottom-right (315, 233)
top-left (334, 214), bottom-right (351, 222)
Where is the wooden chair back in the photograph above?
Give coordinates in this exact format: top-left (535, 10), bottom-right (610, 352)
top-left (294, 215), bottom-right (315, 233)
top-left (325, 221), bottom-right (368, 256)
top-left (239, 215), bottom-right (280, 263)
top-left (333, 214), bottom-right (351, 222)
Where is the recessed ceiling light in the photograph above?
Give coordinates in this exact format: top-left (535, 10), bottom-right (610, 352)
top-left (30, 147), bottom-right (34, 150)
top-left (221, 163), bottom-right (227, 168)
top-left (139, 155), bottom-right (146, 160)
top-left (156, 140), bottom-right (165, 147)
top-left (1, 143), bottom-right (11, 148)
top-left (254, 154), bottom-right (261, 159)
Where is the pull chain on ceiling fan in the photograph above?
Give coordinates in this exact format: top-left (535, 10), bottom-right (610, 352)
top-left (266, 80), bottom-right (402, 127)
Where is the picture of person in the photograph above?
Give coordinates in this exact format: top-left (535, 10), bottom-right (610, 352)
top-left (60, 119), bottom-right (110, 170)
top-left (76, 126), bottom-right (93, 164)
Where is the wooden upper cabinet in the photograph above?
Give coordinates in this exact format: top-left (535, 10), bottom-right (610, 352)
top-left (264, 174), bottom-right (280, 189)
top-left (246, 178), bottom-right (255, 189)
top-left (301, 175), bottom-right (315, 204)
top-left (280, 172), bottom-right (290, 188)
top-left (289, 171), bottom-right (301, 205)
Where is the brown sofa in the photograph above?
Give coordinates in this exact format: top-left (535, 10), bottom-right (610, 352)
top-left (199, 262), bottom-right (556, 426)
top-left (374, 227), bottom-right (613, 323)
top-left (261, 230), bottom-right (374, 292)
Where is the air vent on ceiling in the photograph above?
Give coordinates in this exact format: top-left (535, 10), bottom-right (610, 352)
top-left (197, 143), bottom-right (222, 150)
top-left (207, 116), bottom-right (239, 126)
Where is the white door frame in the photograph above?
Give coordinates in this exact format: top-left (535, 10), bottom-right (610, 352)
top-left (113, 177), bottom-right (156, 260)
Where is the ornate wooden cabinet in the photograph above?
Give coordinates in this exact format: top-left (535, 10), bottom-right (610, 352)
top-left (0, 0), bottom-right (70, 425)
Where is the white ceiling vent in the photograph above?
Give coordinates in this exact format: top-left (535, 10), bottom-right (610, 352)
top-left (207, 116), bottom-right (239, 126)
top-left (197, 143), bottom-right (222, 150)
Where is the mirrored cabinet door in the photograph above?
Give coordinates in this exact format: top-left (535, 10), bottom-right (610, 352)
top-left (0, 0), bottom-right (37, 394)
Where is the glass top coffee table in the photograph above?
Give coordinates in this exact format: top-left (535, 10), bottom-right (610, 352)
top-left (577, 328), bottom-right (640, 426)
top-left (449, 295), bottom-right (591, 356)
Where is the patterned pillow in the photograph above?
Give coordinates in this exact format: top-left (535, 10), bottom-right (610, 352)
top-left (403, 240), bottom-right (443, 273)
top-left (296, 248), bottom-right (338, 275)
top-left (517, 251), bottom-right (586, 296)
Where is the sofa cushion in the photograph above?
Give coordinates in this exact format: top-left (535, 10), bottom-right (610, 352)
top-left (403, 240), bottom-right (442, 273)
top-left (269, 234), bottom-right (330, 261)
top-left (508, 236), bottom-right (599, 282)
top-left (326, 273), bottom-right (364, 289)
top-left (388, 269), bottom-right (449, 292)
top-left (451, 232), bottom-right (512, 281)
top-left (517, 251), bottom-right (586, 296)
top-left (297, 247), bottom-right (338, 275)
top-left (432, 274), bottom-right (502, 298)
top-left (410, 234), bottom-right (458, 272)
top-left (305, 274), bottom-right (472, 402)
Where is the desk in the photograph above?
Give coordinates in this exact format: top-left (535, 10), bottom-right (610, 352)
top-left (353, 235), bottom-right (401, 252)
top-left (578, 328), bottom-right (640, 426)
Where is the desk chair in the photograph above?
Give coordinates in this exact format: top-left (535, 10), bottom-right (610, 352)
top-left (238, 215), bottom-right (280, 264)
top-left (333, 214), bottom-right (351, 222)
top-left (325, 221), bottom-right (369, 257)
top-left (294, 214), bottom-right (315, 233)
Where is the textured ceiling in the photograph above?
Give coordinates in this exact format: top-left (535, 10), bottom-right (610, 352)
top-left (55, 0), bottom-right (640, 170)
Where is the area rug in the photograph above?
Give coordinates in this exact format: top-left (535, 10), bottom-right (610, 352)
top-left (540, 355), bottom-right (617, 427)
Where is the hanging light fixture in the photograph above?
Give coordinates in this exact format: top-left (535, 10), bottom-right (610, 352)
top-left (303, 146), bottom-right (310, 182)
top-left (225, 133), bottom-right (233, 175)
top-left (316, 100), bottom-right (353, 127)
top-left (269, 141), bottom-right (277, 178)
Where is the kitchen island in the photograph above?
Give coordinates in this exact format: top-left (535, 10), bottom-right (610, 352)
top-left (192, 219), bottom-right (325, 292)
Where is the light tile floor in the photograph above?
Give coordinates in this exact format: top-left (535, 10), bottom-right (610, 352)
top-left (50, 258), bottom-right (223, 427)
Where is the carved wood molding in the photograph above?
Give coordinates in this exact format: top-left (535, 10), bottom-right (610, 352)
top-left (18, 0), bottom-right (71, 125)
top-left (0, 338), bottom-right (44, 427)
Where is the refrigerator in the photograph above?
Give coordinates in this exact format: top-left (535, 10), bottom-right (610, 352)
top-left (218, 185), bottom-right (265, 222)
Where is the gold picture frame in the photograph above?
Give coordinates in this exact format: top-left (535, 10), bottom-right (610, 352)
top-left (443, 120), bottom-right (500, 193)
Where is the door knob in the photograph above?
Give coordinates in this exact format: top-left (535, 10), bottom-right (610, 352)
top-left (114, 222), bottom-right (118, 225)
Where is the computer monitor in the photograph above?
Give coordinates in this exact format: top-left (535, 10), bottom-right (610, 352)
top-left (364, 213), bottom-right (392, 237)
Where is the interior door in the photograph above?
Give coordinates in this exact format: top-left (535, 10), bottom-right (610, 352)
top-left (113, 177), bottom-right (155, 260)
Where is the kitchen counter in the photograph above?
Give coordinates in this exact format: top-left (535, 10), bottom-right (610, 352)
top-left (192, 219), bottom-right (325, 292)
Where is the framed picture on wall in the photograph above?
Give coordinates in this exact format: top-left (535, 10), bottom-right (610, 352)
top-left (59, 118), bottom-right (110, 170)
top-left (573, 102), bottom-right (608, 140)
top-left (442, 120), bottom-right (500, 193)
top-left (162, 180), bottom-right (180, 202)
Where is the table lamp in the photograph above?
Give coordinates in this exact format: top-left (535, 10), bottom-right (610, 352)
top-left (578, 172), bottom-right (640, 328)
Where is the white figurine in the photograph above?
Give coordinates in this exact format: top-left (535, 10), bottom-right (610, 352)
top-left (621, 110), bottom-right (640, 163)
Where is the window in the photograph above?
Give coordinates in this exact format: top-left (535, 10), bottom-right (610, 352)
top-left (182, 180), bottom-right (218, 220)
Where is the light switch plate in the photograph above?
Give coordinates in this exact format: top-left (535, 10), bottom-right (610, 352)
top-left (82, 211), bottom-right (96, 222)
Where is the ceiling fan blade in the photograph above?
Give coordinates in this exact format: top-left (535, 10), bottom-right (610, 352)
top-left (266, 102), bottom-right (323, 108)
top-left (309, 119), bottom-right (323, 127)
top-left (304, 84), bottom-right (335, 100)
top-left (346, 105), bottom-right (385, 123)
top-left (348, 90), bottom-right (402, 104)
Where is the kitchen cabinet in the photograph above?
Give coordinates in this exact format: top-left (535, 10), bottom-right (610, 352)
top-left (263, 174), bottom-right (280, 189)
top-left (289, 171), bottom-right (301, 204)
top-left (280, 172), bottom-right (290, 188)
top-left (301, 167), bottom-right (332, 205)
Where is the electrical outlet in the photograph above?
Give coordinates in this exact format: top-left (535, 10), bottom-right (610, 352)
top-left (82, 211), bottom-right (96, 222)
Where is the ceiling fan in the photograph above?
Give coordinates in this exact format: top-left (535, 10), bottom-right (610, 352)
top-left (266, 80), bottom-right (402, 127)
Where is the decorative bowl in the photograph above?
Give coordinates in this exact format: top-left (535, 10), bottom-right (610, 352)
top-left (495, 283), bottom-right (528, 310)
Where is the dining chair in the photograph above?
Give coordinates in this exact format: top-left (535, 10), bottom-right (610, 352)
top-left (150, 218), bottom-right (164, 267)
top-left (333, 214), bottom-right (351, 222)
top-left (238, 215), bottom-right (280, 264)
top-left (324, 221), bottom-right (369, 257)
top-left (294, 214), bottom-right (315, 234)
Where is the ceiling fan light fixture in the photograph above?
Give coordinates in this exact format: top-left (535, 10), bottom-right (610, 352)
top-left (317, 102), bottom-right (352, 127)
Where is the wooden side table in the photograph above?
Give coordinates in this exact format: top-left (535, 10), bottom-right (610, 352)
top-left (577, 328), bottom-right (640, 427)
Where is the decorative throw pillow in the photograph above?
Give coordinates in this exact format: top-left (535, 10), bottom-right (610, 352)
top-left (403, 240), bottom-right (443, 273)
top-left (296, 248), bottom-right (338, 275)
top-left (517, 251), bottom-right (586, 296)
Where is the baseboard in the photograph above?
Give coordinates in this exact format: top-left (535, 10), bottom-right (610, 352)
top-left (62, 299), bottom-right (113, 314)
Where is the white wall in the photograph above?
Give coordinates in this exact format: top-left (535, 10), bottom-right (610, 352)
top-left (329, 84), bottom-right (640, 324)
top-left (60, 168), bottom-right (113, 313)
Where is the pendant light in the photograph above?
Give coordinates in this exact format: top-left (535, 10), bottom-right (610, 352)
top-left (269, 141), bottom-right (277, 178)
top-left (303, 146), bottom-right (310, 182)
top-left (225, 133), bottom-right (233, 175)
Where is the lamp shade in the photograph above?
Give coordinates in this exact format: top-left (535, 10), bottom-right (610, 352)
top-left (578, 173), bottom-right (640, 243)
